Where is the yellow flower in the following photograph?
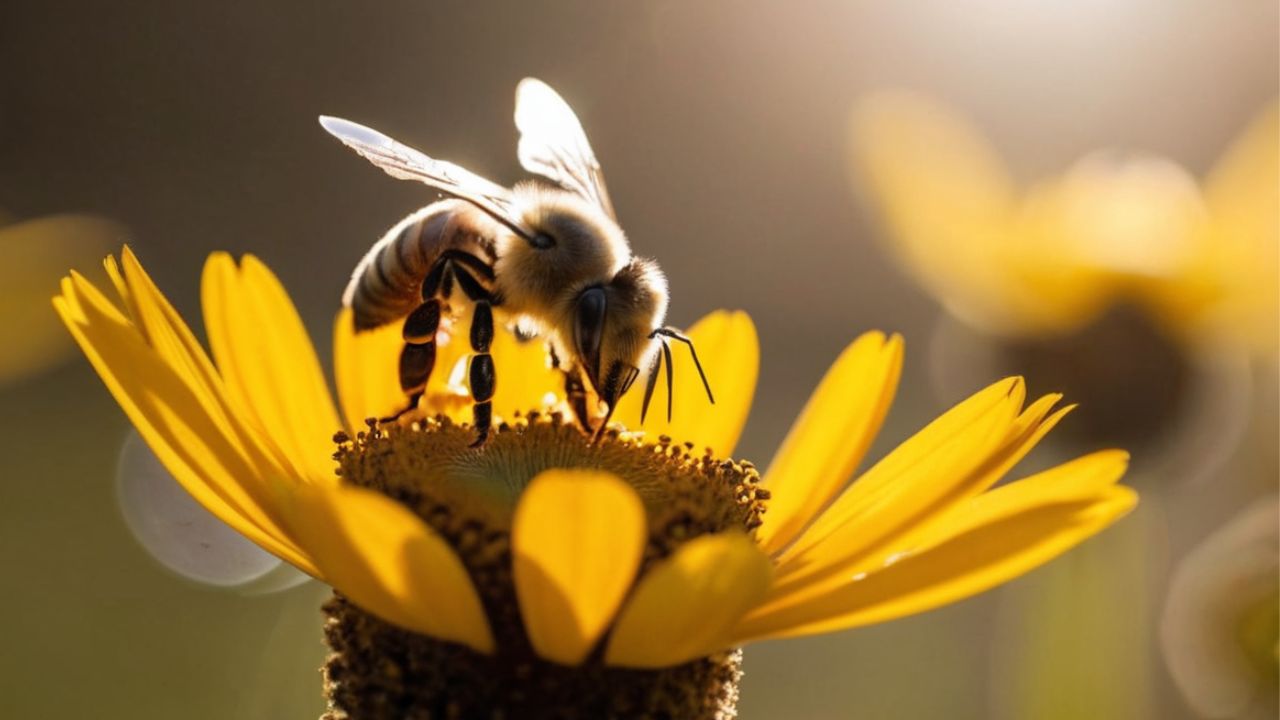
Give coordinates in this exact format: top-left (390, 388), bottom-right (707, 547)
top-left (850, 93), bottom-right (1278, 355)
top-left (55, 248), bottom-right (1135, 713)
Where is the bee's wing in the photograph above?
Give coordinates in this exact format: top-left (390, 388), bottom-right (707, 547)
top-left (514, 78), bottom-right (617, 219)
top-left (319, 115), bottom-right (535, 239)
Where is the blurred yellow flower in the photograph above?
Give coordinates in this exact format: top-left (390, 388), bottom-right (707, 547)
top-left (55, 248), bottom-right (1135, 714)
top-left (0, 213), bottom-right (124, 383)
top-left (850, 93), bottom-right (1278, 355)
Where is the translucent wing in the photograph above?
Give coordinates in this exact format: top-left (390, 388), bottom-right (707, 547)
top-left (319, 115), bottom-right (535, 239)
top-left (515, 78), bottom-right (616, 219)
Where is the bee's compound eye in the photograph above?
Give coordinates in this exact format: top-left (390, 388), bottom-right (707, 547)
top-left (531, 232), bottom-right (555, 249)
top-left (573, 286), bottom-right (607, 383)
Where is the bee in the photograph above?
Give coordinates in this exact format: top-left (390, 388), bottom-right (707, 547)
top-left (320, 78), bottom-right (713, 446)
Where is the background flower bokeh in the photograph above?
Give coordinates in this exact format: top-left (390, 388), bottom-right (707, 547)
top-left (1, 1), bottom-right (1274, 718)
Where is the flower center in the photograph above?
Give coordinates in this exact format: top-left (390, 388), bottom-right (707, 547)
top-left (334, 410), bottom-right (766, 561)
top-left (323, 411), bottom-right (767, 719)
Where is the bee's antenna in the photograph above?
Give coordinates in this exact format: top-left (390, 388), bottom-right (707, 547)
top-left (640, 352), bottom-right (662, 424)
top-left (660, 339), bottom-right (675, 423)
top-left (651, 328), bottom-right (715, 405)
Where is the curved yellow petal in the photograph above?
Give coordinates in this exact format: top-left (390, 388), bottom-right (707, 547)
top-left (116, 250), bottom-right (300, 497)
top-left (733, 485), bottom-right (1136, 644)
top-left (912, 450), bottom-right (1131, 551)
top-left (779, 377), bottom-right (1024, 561)
top-left (512, 469), bottom-right (646, 665)
top-left (768, 386), bottom-right (1070, 599)
top-left (331, 305), bottom-right (476, 429)
top-left (489, 325), bottom-right (564, 421)
top-left (288, 482), bottom-right (493, 653)
top-left (612, 310), bottom-right (758, 457)
top-left (850, 92), bottom-right (1026, 334)
top-left (1175, 100), bottom-right (1279, 353)
top-left (605, 533), bottom-right (772, 668)
top-left (202, 254), bottom-right (342, 483)
top-left (757, 332), bottom-right (903, 555)
top-left (333, 307), bottom-right (406, 430)
top-left (54, 276), bottom-right (316, 577)
top-left (0, 215), bottom-right (123, 383)
top-left (118, 249), bottom-right (245, 438)
top-left (1204, 101), bottom-right (1279, 236)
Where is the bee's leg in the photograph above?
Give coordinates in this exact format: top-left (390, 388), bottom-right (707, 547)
top-left (466, 302), bottom-right (496, 447)
top-left (551, 345), bottom-right (597, 434)
top-left (378, 390), bottom-right (422, 424)
top-left (563, 369), bottom-right (594, 435)
top-left (440, 249), bottom-right (496, 283)
top-left (455, 267), bottom-right (498, 447)
top-left (382, 298), bottom-right (443, 423)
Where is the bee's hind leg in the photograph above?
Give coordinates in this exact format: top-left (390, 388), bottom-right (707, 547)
top-left (382, 297), bottom-right (442, 424)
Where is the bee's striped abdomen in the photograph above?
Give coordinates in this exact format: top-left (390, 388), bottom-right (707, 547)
top-left (346, 200), bottom-right (487, 331)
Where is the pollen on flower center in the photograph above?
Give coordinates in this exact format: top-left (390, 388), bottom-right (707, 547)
top-left (334, 411), bottom-right (767, 561)
top-left (323, 411), bottom-right (768, 720)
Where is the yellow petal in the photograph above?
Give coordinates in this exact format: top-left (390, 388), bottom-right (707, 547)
top-left (850, 92), bottom-right (1029, 334)
top-left (612, 310), bottom-right (758, 457)
top-left (117, 250), bottom-right (244, 436)
top-left (1183, 100), bottom-right (1279, 353)
top-left (114, 251), bottom-right (295, 490)
top-left (778, 377), bottom-right (1024, 563)
top-left (0, 215), bottom-right (123, 383)
top-left (102, 254), bottom-right (141, 327)
top-left (823, 396), bottom-right (1075, 578)
top-left (330, 305), bottom-right (476, 429)
top-left (756, 332), bottom-right (903, 555)
top-left (201, 254), bottom-right (342, 482)
top-left (333, 306), bottom-right (406, 430)
top-left (767, 390), bottom-right (1072, 609)
top-left (1203, 100), bottom-right (1279, 262)
top-left (768, 435), bottom-right (1113, 613)
top-left (912, 449), bottom-right (1131, 550)
top-left (733, 486), bottom-right (1136, 643)
top-left (605, 533), bottom-right (772, 668)
top-left (54, 279), bottom-right (316, 577)
top-left (287, 482), bottom-right (493, 653)
top-left (489, 325), bottom-right (564, 421)
top-left (766, 382), bottom-right (1027, 605)
top-left (512, 469), bottom-right (646, 665)
top-left (123, 250), bottom-right (314, 502)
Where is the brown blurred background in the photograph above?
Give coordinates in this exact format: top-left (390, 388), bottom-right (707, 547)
top-left (1, 1), bottom-right (1275, 717)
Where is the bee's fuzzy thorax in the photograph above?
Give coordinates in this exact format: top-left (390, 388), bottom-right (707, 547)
top-left (495, 184), bottom-right (631, 318)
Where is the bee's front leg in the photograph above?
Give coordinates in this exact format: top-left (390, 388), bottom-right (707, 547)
top-left (562, 369), bottom-right (594, 436)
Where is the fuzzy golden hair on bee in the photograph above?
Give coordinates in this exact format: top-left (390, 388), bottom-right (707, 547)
top-left (320, 79), bottom-right (712, 445)
top-left (498, 182), bottom-right (631, 320)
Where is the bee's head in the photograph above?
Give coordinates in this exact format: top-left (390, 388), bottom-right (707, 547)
top-left (571, 258), bottom-right (668, 410)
